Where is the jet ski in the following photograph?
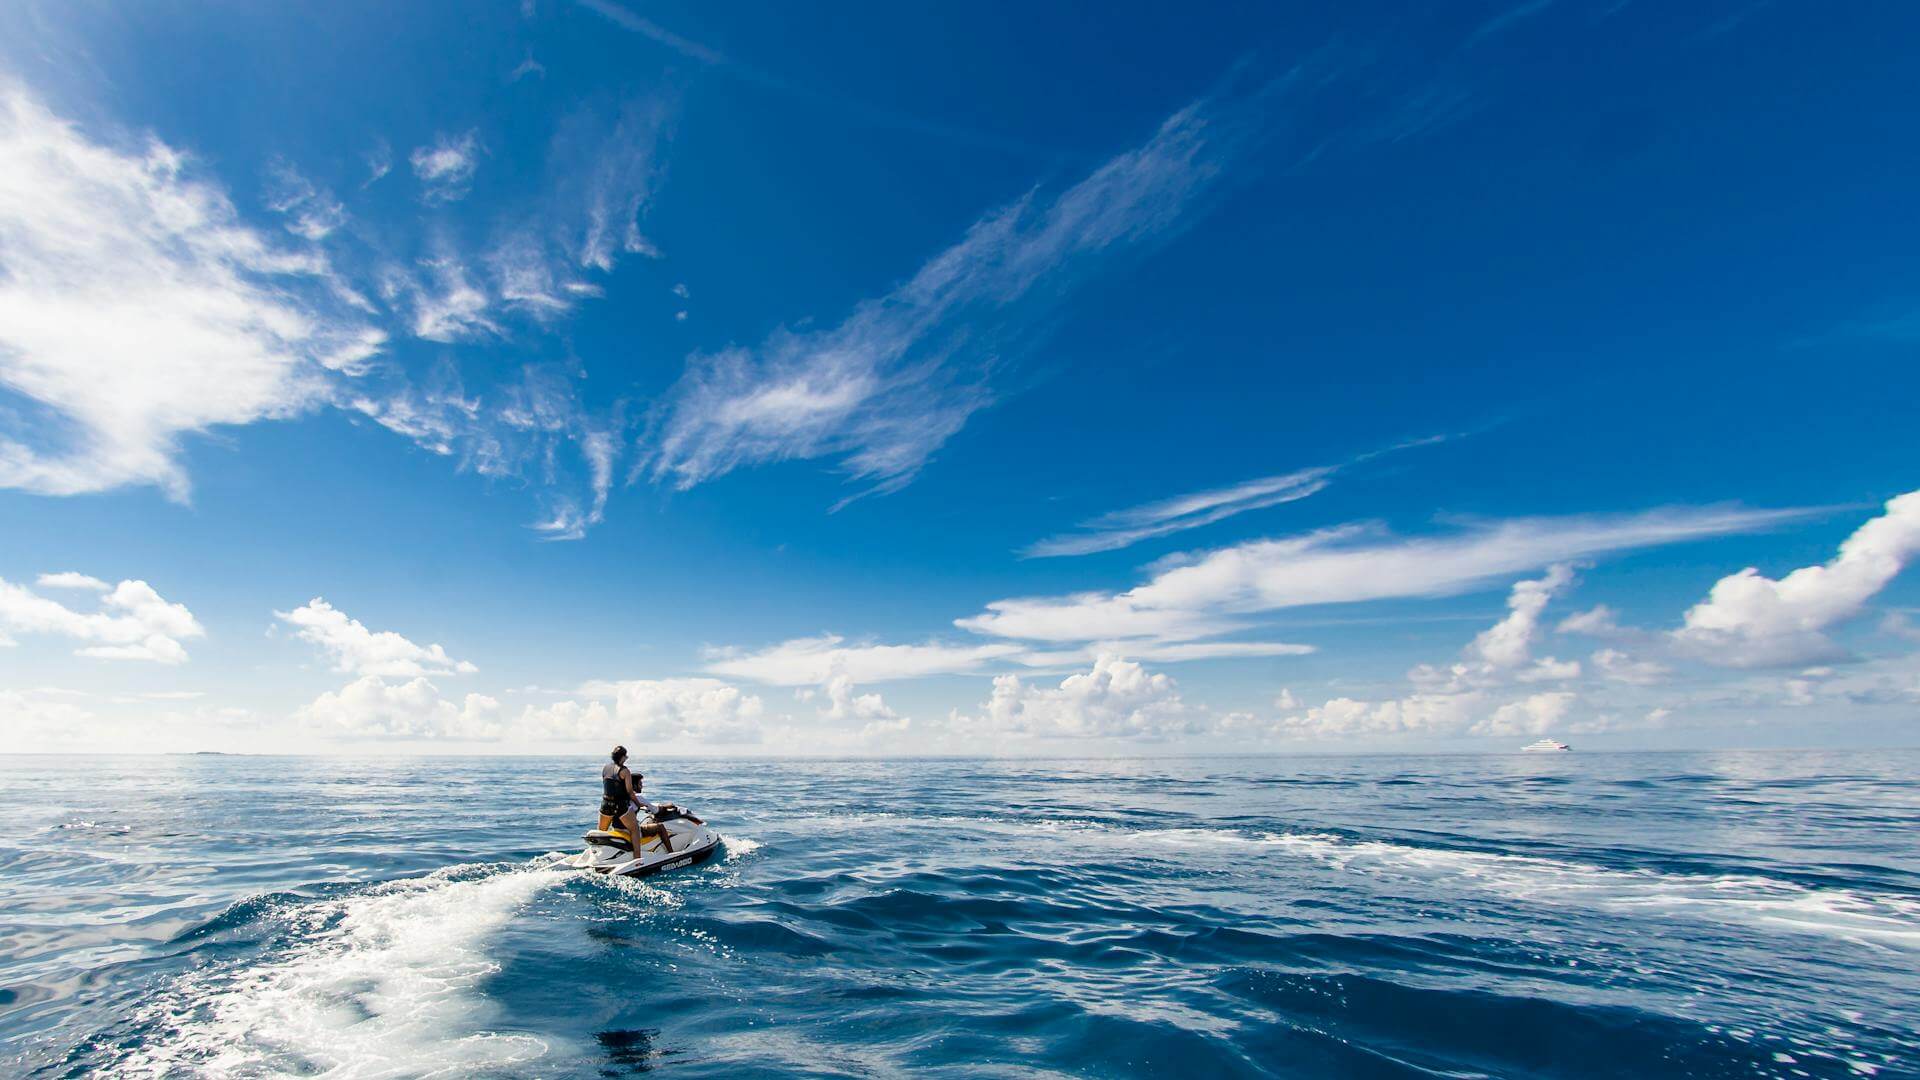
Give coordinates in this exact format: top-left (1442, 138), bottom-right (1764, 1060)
top-left (569, 807), bottom-right (722, 877)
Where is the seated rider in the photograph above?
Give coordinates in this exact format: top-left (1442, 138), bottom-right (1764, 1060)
top-left (599, 745), bottom-right (679, 854)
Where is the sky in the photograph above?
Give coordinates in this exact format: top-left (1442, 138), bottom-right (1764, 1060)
top-left (1, 0), bottom-right (1917, 756)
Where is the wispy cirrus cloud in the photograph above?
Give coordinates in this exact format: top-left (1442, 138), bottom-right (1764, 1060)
top-left (643, 95), bottom-right (1249, 505)
top-left (408, 130), bottom-right (481, 202)
top-left (363, 101), bottom-right (665, 343)
top-left (0, 87), bottom-right (384, 501)
top-left (577, 0), bottom-right (1054, 156)
top-left (532, 427), bottom-right (619, 541)
top-left (705, 631), bottom-right (1315, 688)
top-left (963, 505), bottom-right (1812, 646)
top-left (364, 139), bottom-right (392, 186)
top-left (704, 634), bottom-right (1028, 686)
top-left (0, 75), bottom-right (669, 539)
top-left (1009, 638), bottom-right (1315, 669)
top-left (576, 0), bottom-right (728, 66)
top-left (262, 158), bottom-right (348, 241)
top-left (510, 54), bottom-right (546, 83)
top-left (1024, 435), bottom-right (1456, 558)
top-left (1467, 0), bottom-right (1561, 46)
top-left (36, 571), bottom-right (109, 591)
top-left (378, 256), bottom-right (498, 343)
top-left (1025, 468), bottom-right (1334, 558)
top-left (348, 98), bottom-right (667, 537)
top-left (542, 95), bottom-right (671, 274)
top-left (347, 361), bottom-right (624, 540)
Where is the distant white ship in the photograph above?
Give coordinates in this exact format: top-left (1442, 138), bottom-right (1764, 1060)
top-left (1522, 738), bottom-right (1571, 753)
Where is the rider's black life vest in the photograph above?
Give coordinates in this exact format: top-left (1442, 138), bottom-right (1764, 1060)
top-left (601, 763), bottom-right (629, 811)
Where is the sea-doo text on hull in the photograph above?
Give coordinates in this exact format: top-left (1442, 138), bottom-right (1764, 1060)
top-left (569, 809), bottom-right (721, 877)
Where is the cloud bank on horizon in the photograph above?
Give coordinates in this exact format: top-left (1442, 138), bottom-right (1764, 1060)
top-left (0, 0), bottom-right (1917, 753)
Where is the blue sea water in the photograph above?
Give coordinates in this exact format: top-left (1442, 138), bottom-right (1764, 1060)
top-left (0, 753), bottom-right (1915, 1078)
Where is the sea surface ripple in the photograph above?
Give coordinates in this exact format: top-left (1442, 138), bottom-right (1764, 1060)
top-left (0, 751), bottom-right (1916, 1078)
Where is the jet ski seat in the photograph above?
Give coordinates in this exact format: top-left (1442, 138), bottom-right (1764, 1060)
top-left (585, 829), bottom-right (633, 851)
top-left (585, 828), bottom-right (672, 853)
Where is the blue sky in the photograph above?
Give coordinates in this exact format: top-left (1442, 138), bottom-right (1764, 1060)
top-left (1, 0), bottom-right (1917, 754)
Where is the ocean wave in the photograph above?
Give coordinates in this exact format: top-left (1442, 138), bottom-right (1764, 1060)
top-left (104, 861), bottom-right (564, 1077)
top-left (9, 755), bottom-right (1916, 1079)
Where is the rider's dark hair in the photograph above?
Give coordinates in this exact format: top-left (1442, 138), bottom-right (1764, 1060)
top-left (611, 745), bottom-right (627, 763)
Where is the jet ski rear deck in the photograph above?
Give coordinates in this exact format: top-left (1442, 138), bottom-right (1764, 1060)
top-left (569, 812), bottom-right (721, 877)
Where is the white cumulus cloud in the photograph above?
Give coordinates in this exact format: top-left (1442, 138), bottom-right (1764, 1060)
top-left (1591, 647), bottom-right (1670, 685)
top-left (1472, 691), bottom-right (1578, 736)
top-left (300, 675), bottom-right (504, 739)
top-left (951, 654), bottom-right (1197, 739)
top-left (577, 678), bottom-right (767, 744)
top-left (1467, 563), bottom-right (1575, 669)
top-left (1276, 567), bottom-right (1592, 739)
top-left (1557, 604), bottom-right (1625, 637)
top-left (1277, 692), bottom-right (1482, 739)
top-left (813, 675), bottom-right (899, 723)
top-left (276, 598), bottom-right (476, 677)
top-left (1673, 490), bottom-right (1920, 667)
top-left (0, 575), bottom-right (203, 663)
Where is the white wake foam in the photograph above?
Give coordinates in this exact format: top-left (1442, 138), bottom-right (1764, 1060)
top-left (1264, 832), bottom-right (1920, 950)
top-left (970, 819), bottom-right (1920, 950)
top-left (661, 812), bottom-right (1920, 950)
top-left (116, 861), bottom-right (564, 1078)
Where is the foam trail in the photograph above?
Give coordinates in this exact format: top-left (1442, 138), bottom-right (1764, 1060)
top-left (114, 862), bottom-right (562, 1077)
top-left (968, 820), bottom-right (1920, 948)
top-left (914, 817), bottom-right (1920, 949)
top-left (1264, 833), bottom-right (1920, 949)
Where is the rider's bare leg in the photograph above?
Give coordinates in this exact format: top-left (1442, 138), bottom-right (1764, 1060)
top-left (647, 821), bottom-right (675, 853)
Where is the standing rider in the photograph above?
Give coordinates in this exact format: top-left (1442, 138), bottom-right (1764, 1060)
top-left (599, 746), bottom-right (676, 855)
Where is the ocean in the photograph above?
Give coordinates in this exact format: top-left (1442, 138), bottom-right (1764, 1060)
top-left (0, 752), bottom-right (1914, 1078)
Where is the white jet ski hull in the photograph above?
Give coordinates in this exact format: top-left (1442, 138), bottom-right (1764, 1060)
top-left (569, 813), bottom-right (721, 878)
